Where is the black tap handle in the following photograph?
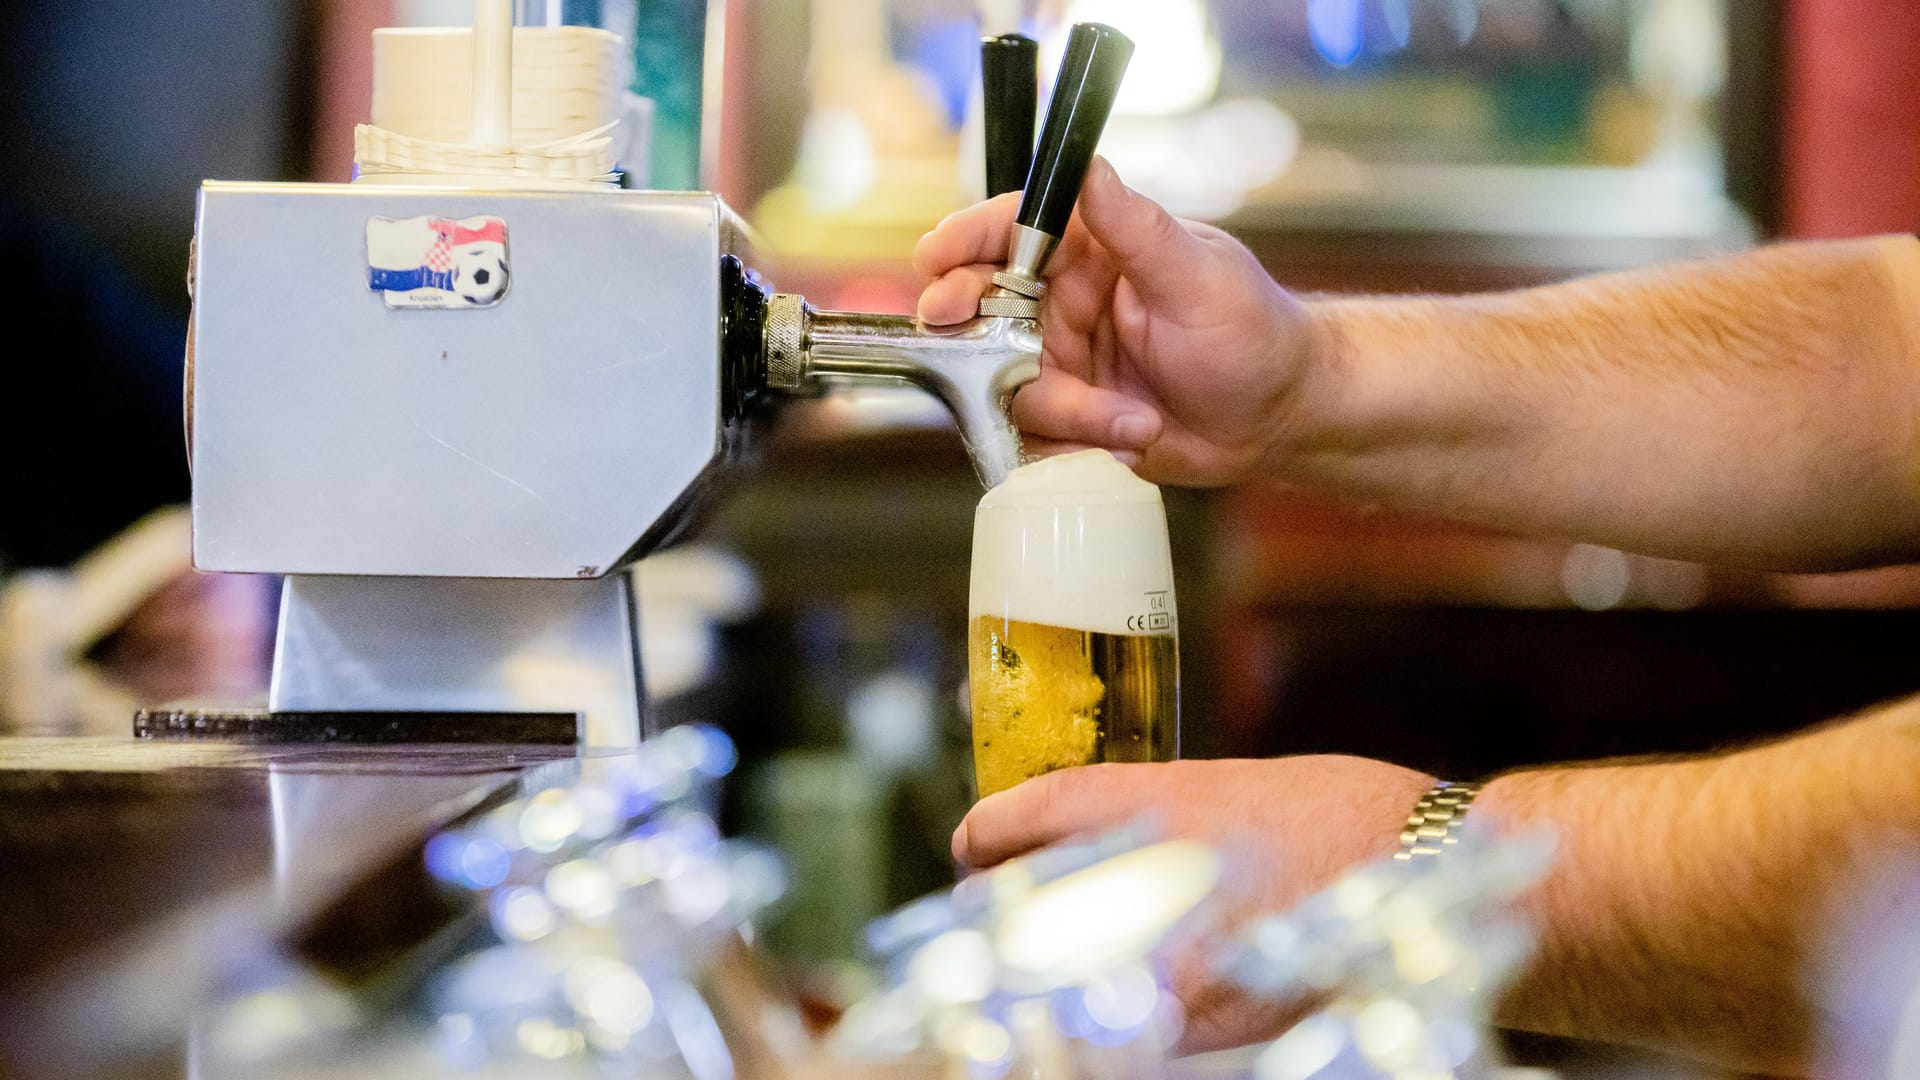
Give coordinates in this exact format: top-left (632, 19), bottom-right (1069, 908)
top-left (1016, 22), bottom-right (1133, 239)
top-left (981, 33), bottom-right (1039, 198)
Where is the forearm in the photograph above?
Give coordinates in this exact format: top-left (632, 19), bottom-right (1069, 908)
top-left (1475, 699), bottom-right (1920, 1074)
top-left (1278, 236), bottom-right (1920, 570)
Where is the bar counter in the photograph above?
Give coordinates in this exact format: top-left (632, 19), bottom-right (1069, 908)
top-left (0, 735), bottom-right (582, 1079)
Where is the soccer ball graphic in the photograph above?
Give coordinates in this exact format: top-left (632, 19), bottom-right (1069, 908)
top-left (453, 242), bottom-right (510, 305)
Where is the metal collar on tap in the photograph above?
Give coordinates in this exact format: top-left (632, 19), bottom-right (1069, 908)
top-left (978, 224), bottom-right (1058, 319)
top-left (1003, 223), bottom-right (1059, 292)
top-left (764, 293), bottom-right (810, 390)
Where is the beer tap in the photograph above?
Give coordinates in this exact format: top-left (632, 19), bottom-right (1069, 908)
top-left (978, 22), bottom-right (1132, 321)
top-left (981, 31), bottom-right (1039, 200)
top-left (763, 23), bottom-right (1134, 490)
top-left (178, 21), bottom-right (1130, 745)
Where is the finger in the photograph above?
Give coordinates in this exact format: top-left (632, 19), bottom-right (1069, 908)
top-left (1010, 366), bottom-right (1163, 450)
top-left (912, 192), bottom-right (1023, 278)
top-left (953, 763), bottom-right (1167, 868)
top-left (1074, 156), bottom-right (1214, 309)
top-left (917, 264), bottom-right (999, 325)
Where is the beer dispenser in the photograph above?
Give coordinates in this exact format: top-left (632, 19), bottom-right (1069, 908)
top-left (164, 19), bottom-right (1135, 745)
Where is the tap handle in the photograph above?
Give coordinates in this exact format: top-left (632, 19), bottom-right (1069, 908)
top-left (981, 32), bottom-right (1039, 198)
top-left (1016, 22), bottom-right (1133, 241)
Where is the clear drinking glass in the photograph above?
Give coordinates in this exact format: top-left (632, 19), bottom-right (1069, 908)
top-left (967, 450), bottom-right (1179, 799)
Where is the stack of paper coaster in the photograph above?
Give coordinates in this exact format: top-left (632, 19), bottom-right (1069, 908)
top-left (355, 26), bottom-right (628, 185)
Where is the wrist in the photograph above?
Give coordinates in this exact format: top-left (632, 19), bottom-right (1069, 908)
top-left (1258, 296), bottom-right (1353, 478)
top-left (1266, 293), bottom-right (1524, 505)
top-left (1274, 755), bottom-right (1436, 889)
top-left (1344, 761), bottom-right (1441, 870)
top-left (1261, 294), bottom-right (1446, 483)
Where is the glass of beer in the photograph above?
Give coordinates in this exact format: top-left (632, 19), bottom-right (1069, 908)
top-left (968, 449), bottom-right (1179, 798)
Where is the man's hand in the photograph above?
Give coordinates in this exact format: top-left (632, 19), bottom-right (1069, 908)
top-left (952, 756), bottom-right (1435, 1052)
top-left (914, 157), bottom-right (1319, 488)
top-left (929, 170), bottom-right (1920, 569)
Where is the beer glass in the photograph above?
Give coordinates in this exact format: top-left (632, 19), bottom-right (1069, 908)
top-left (968, 449), bottom-right (1179, 798)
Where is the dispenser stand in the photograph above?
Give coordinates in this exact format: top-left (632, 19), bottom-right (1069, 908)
top-left (264, 575), bottom-right (645, 746)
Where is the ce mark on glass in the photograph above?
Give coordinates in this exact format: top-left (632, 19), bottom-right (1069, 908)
top-left (1127, 590), bottom-right (1173, 633)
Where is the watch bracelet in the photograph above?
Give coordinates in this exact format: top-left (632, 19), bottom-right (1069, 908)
top-left (1394, 780), bottom-right (1483, 861)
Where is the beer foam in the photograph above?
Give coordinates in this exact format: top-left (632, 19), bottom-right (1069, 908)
top-left (970, 450), bottom-right (1177, 636)
top-left (977, 447), bottom-right (1164, 508)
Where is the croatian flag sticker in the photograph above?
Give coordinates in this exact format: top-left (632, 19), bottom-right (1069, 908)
top-left (366, 215), bottom-right (510, 309)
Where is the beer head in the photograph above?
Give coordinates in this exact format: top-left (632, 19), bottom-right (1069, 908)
top-left (969, 449), bottom-right (1175, 636)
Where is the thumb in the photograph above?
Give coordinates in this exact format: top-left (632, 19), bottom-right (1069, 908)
top-left (1074, 156), bottom-right (1210, 307)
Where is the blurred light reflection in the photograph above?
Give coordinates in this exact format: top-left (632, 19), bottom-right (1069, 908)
top-left (1308, 0), bottom-right (1367, 68)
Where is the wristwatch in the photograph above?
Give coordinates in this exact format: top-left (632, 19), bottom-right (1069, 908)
top-left (1394, 780), bottom-right (1482, 861)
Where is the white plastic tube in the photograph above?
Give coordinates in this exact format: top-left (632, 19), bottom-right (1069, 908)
top-left (469, 0), bottom-right (513, 148)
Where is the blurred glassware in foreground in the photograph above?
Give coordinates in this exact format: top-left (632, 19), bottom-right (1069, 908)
top-left (1222, 822), bottom-right (1557, 1080)
top-left (834, 819), bottom-right (1555, 1080)
top-left (193, 726), bottom-right (807, 1080)
top-left (832, 825), bottom-right (1218, 1080)
top-left (194, 726), bottom-right (1555, 1080)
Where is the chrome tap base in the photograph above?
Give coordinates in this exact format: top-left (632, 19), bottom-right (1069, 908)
top-left (761, 296), bottom-right (1043, 488)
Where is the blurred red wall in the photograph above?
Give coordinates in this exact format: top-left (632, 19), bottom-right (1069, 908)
top-left (1784, 0), bottom-right (1920, 237)
top-left (313, 0), bottom-right (394, 182)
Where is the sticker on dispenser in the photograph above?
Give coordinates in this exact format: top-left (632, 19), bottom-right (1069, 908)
top-left (366, 215), bottom-right (510, 309)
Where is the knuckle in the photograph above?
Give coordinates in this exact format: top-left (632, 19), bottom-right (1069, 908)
top-left (1141, 205), bottom-right (1187, 250)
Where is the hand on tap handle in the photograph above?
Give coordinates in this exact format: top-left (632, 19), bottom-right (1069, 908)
top-left (762, 23), bottom-right (1145, 491)
top-left (984, 23), bottom-right (1135, 317)
top-left (1018, 23), bottom-right (1132, 244)
top-left (925, 22), bottom-right (1311, 486)
top-left (918, 18), bottom-right (1311, 485)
